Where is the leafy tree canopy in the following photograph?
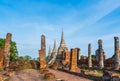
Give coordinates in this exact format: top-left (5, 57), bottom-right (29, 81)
top-left (0, 38), bottom-right (18, 61)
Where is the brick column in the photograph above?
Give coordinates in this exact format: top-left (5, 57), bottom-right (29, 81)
top-left (0, 49), bottom-right (4, 70)
top-left (39, 50), bottom-right (46, 69)
top-left (88, 43), bottom-right (92, 68)
top-left (3, 33), bottom-right (12, 70)
top-left (114, 37), bottom-right (120, 70)
top-left (70, 48), bottom-right (77, 72)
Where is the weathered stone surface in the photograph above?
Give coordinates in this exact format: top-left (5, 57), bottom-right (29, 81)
top-left (41, 35), bottom-right (46, 61)
top-left (69, 48), bottom-right (79, 72)
top-left (62, 51), bottom-right (70, 65)
top-left (114, 37), bottom-right (120, 70)
top-left (44, 72), bottom-right (55, 80)
top-left (0, 49), bottom-right (4, 70)
top-left (47, 46), bottom-right (52, 64)
top-left (95, 39), bottom-right (105, 69)
top-left (3, 33), bottom-right (12, 70)
top-left (40, 69), bottom-right (49, 74)
top-left (75, 48), bottom-right (80, 64)
top-left (88, 43), bottom-right (92, 68)
top-left (48, 41), bottom-right (57, 65)
top-left (39, 50), bottom-right (46, 69)
top-left (50, 61), bottom-right (59, 70)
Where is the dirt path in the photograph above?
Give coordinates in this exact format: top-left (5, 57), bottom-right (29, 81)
top-left (9, 69), bottom-right (92, 81)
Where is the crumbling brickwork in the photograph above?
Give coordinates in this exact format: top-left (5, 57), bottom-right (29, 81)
top-left (3, 33), bottom-right (12, 70)
top-left (62, 51), bottom-right (70, 65)
top-left (69, 48), bottom-right (78, 72)
top-left (114, 37), bottom-right (120, 70)
top-left (0, 48), bottom-right (4, 70)
top-left (39, 50), bottom-right (46, 69)
top-left (95, 39), bottom-right (105, 69)
top-left (39, 35), bottom-right (46, 69)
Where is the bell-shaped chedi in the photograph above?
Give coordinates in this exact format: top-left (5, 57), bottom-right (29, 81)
top-left (95, 39), bottom-right (105, 69)
top-left (57, 31), bottom-right (68, 60)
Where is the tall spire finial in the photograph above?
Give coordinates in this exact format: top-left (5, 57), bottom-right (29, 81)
top-left (48, 45), bottom-right (51, 57)
top-left (53, 40), bottom-right (56, 51)
top-left (61, 30), bottom-right (65, 45)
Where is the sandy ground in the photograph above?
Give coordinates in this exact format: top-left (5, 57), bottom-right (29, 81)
top-left (9, 69), bottom-right (92, 81)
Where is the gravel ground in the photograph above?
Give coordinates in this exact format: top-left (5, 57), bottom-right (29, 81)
top-left (9, 69), bottom-right (92, 81)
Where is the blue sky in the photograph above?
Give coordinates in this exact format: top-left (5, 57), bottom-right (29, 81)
top-left (0, 0), bottom-right (120, 58)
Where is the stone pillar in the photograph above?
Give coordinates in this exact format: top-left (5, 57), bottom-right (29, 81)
top-left (41, 35), bottom-right (46, 56)
top-left (98, 39), bottom-right (104, 69)
top-left (88, 43), bottom-right (92, 68)
top-left (0, 49), bottom-right (4, 70)
top-left (69, 48), bottom-right (77, 72)
top-left (39, 50), bottom-right (46, 69)
top-left (75, 48), bottom-right (80, 64)
top-left (3, 33), bottom-right (12, 70)
top-left (114, 37), bottom-right (120, 70)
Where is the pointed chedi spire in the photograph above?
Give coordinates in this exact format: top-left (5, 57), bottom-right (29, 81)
top-left (57, 30), bottom-right (68, 60)
top-left (60, 31), bottom-right (66, 47)
top-left (48, 46), bottom-right (51, 57)
top-left (48, 40), bottom-right (57, 65)
top-left (53, 40), bottom-right (57, 53)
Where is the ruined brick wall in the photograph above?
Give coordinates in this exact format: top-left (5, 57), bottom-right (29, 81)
top-left (69, 48), bottom-right (77, 72)
top-left (75, 48), bottom-right (80, 64)
top-left (0, 49), bottom-right (4, 70)
top-left (39, 50), bottom-right (46, 69)
top-left (62, 51), bottom-right (70, 65)
top-left (41, 35), bottom-right (46, 58)
top-left (3, 33), bottom-right (12, 69)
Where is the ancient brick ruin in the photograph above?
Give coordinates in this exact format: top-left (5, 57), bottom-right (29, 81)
top-left (69, 48), bottom-right (78, 72)
top-left (95, 39), bottom-right (105, 69)
top-left (3, 33), bottom-right (12, 70)
top-left (48, 41), bottom-right (57, 65)
top-left (114, 37), bottom-right (120, 70)
top-left (39, 35), bottom-right (46, 69)
top-left (57, 31), bottom-right (68, 61)
top-left (39, 50), bottom-right (46, 69)
top-left (0, 48), bottom-right (4, 70)
top-left (88, 43), bottom-right (92, 68)
top-left (62, 51), bottom-right (70, 65)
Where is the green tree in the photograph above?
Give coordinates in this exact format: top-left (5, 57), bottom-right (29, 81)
top-left (24, 55), bottom-right (32, 60)
top-left (0, 38), bottom-right (18, 61)
top-left (0, 38), bottom-right (5, 49)
top-left (18, 55), bottom-right (32, 61)
top-left (91, 54), bottom-right (96, 61)
top-left (10, 42), bottom-right (18, 61)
